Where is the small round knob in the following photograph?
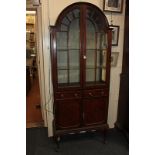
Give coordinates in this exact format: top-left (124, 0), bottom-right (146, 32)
top-left (89, 92), bottom-right (93, 97)
top-left (60, 94), bottom-right (64, 98)
top-left (83, 55), bottom-right (87, 59)
top-left (74, 93), bottom-right (78, 97)
top-left (101, 91), bottom-right (104, 96)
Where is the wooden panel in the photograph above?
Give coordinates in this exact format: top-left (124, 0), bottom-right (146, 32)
top-left (83, 98), bottom-right (106, 126)
top-left (83, 89), bottom-right (108, 98)
top-left (55, 99), bottom-right (81, 129)
top-left (55, 91), bottom-right (81, 100)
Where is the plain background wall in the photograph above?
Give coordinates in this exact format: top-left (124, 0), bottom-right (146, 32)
top-left (49, 0), bottom-right (103, 25)
top-left (41, 0), bottom-right (126, 136)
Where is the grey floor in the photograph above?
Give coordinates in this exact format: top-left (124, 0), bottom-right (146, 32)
top-left (26, 127), bottom-right (129, 155)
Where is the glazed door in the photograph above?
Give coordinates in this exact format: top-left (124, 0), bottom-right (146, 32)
top-left (84, 6), bottom-right (108, 86)
top-left (82, 6), bottom-right (109, 126)
top-left (55, 8), bottom-right (81, 88)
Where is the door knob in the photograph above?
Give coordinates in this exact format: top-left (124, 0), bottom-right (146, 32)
top-left (83, 55), bottom-right (87, 59)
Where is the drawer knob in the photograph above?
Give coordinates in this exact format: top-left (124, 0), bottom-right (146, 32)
top-left (74, 93), bottom-right (79, 97)
top-left (89, 92), bottom-right (94, 97)
top-left (101, 91), bottom-right (104, 96)
top-left (60, 94), bottom-right (64, 98)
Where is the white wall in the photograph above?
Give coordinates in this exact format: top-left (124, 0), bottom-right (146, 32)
top-left (49, 0), bottom-right (103, 25)
top-left (106, 7), bottom-right (126, 128)
top-left (41, 0), bottom-right (126, 136)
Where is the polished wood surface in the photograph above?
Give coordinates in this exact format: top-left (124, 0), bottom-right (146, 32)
top-left (83, 98), bottom-right (106, 126)
top-left (56, 99), bottom-right (81, 129)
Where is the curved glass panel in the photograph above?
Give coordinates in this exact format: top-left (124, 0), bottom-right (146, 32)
top-left (86, 11), bottom-right (108, 85)
top-left (69, 19), bottom-right (80, 49)
top-left (56, 9), bottom-right (80, 86)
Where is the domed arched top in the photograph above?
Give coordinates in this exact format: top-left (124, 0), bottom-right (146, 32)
top-left (55, 2), bottom-right (109, 31)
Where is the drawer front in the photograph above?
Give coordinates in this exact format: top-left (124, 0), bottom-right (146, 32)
top-left (83, 89), bottom-right (108, 98)
top-left (55, 91), bottom-right (81, 100)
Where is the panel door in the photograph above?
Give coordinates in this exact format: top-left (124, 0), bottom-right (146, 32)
top-left (83, 98), bottom-right (106, 126)
top-left (55, 99), bottom-right (81, 129)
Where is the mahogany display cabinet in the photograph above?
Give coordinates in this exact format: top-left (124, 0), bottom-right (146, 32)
top-left (50, 2), bottom-right (112, 146)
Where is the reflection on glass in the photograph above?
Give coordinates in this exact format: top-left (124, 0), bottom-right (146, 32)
top-left (102, 68), bottom-right (106, 81)
top-left (58, 70), bottom-right (68, 83)
top-left (86, 19), bottom-right (96, 49)
top-left (69, 50), bottom-right (79, 69)
top-left (96, 68), bottom-right (101, 81)
top-left (62, 17), bottom-right (70, 25)
top-left (97, 33), bottom-right (107, 50)
top-left (70, 69), bottom-right (80, 83)
top-left (85, 17), bottom-right (108, 84)
top-left (102, 50), bottom-right (107, 81)
top-left (61, 24), bottom-right (68, 31)
top-left (73, 9), bottom-right (80, 18)
top-left (57, 10), bottom-right (80, 86)
top-left (97, 50), bottom-right (102, 67)
top-left (86, 50), bottom-right (95, 68)
top-left (67, 12), bottom-right (74, 21)
top-left (57, 51), bottom-right (68, 69)
top-left (86, 69), bottom-right (95, 82)
top-left (56, 32), bottom-right (67, 49)
top-left (69, 19), bottom-right (80, 49)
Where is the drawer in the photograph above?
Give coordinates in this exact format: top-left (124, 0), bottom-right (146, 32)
top-left (55, 91), bottom-right (81, 100)
top-left (83, 89), bottom-right (108, 98)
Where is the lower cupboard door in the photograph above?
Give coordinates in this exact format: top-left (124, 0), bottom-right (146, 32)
top-left (55, 99), bottom-right (81, 129)
top-left (83, 98), bottom-right (106, 126)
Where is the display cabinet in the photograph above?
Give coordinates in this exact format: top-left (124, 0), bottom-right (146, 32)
top-left (50, 2), bottom-right (112, 145)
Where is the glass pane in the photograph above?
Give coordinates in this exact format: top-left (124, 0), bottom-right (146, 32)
top-left (97, 33), bottom-right (107, 49)
top-left (62, 17), bottom-right (70, 25)
top-left (69, 50), bottom-right (79, 69)
top-left (69, 18), bottom-right (80, 49)
top-left (86, 50), bottom-right (95, 68)
top-left (61, 24), bottom-right (68, 31)
top-left (102, 49), bottom-right (107, 68)
top-left (96, 68), bottom-right (102, 82)
top-left (86, 69), bottom-right (95, 82)
top-left (56, 32), bottom-right (67, 49)
top-left (102, 50), bottom-right (107, 81)
top-left (57, 51), bottom-right (68, 69)
top-left (86, 19), bottom-right (96, 49)
top-left (96, 49), bottom-right (107, 82)
top-left (67, 12), bottom-right (74, 21)
top-left (73, 9), bottom-right (80, 18)
top-left (97, 50), bottom-right (102, 68)
top-left (102, 68), bottom-right (106, 81)
top-left (69, 69), bottom-right (80, 83)
top-left (58, 70), bottom-right (68, 83)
